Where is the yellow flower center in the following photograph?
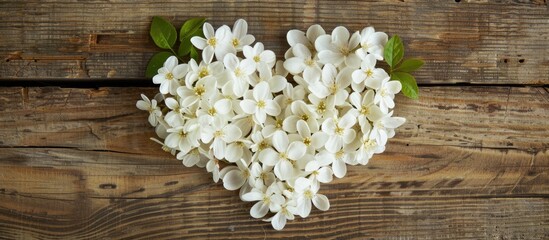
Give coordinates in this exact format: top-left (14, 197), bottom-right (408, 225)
top-left (194, 85), bottom-right (206, 96)
top-left (214, 130), bottom-right (223, 138)
top-left (253, 55), bottom-right (261, 62)
top-left (165, 72), bottom-right (174, 80)
top-left (335, 126), bottom-right (344, 135)
top-left (317, 101), bottom-right (326, 113)
top-left (301, 114), bottom-right (309, 121)
top-left (303, 137), bottom-right (311, 146)
top-left (339, 46), bottom-right (350, 56)
top-left (198, 67), bottom-right (209, 78)
top-left (208, 107), bottom-right (216, 116)
top-left (234, 67), bottom-right (243, 77)
top-left (329, 83), bottom-right (338, 94)
top-left (279, 152), bottom-right (287, 159)
top-left (336, 150), bottom-right (345, 159)
top-left (380, 89), bottom-right (388, 97)
top-left (232, 38), bottom-right (239, 47)
top-left (257, 100), bottom-right (266, 109)
top-left (360, 105), bottom-right (370, 115)
top-left (259, 141), bottom-right (269, 150)
top-left (365, 69), bottom-right (373, 77)
top-left (178, 131), bottom-right (187, 137)
top-left (305, 58), bottom-right (315, 66)
top-left (304, 189), bottom-right (313, 199)
top-left (207, 37), bottom-right (217, 46)
top-left (275, 119), bottom-right (283, 129)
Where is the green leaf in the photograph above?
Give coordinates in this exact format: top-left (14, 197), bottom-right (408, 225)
top-left (146, 51), bottom-right (172, 78)
top-left (384, 35), bottom-right (404, 68)
top-left (190, 47), bottom-right (200, 62)
top-left (180, 18), bottom-right (206, 40)
top-left (178, 36), bottom-right (193, 57)
top-left (150, 16), bottom-right (177, 49)
top-left (395, 58), bottom-right (424, 73)
top-left (392, 71), bottom-right (419, 99)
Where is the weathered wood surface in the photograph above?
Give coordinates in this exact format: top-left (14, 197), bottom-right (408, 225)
top-left (0, 86), bottom-right (547, 238)
top-left (1, 0), bottom-right (549, 239)
top-left (1, 0), bottom-right (549, 84)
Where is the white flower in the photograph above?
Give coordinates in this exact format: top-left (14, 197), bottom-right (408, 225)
top-left (244, 42), bottom-right (276, 69)
top-left (252, 62), bottom-right (287, 93)
top-left (249, 162), bottom-right (275, 188)
top-left (191, 23), bottom-right (234, 61)
top-left (177, 76), bottom-right (217, 106)
top-left (185, 56), bottom-right (224, 84)
top-left (356, 26), bottom-right (388, 60)
top-left (163, 97), bottom-right (189, 127)
top-left (282, 100), bottom-right (319, 133)
top-left (283, 43), bottom-right (322, 82)
top-left (165, 122), bottom-right (200, 155)
top-left (356, 136), bottom-right (385, 165)
top-left (230, 19), bottom-right (255, 51)
top-left (322, 112), bottom-right (357, 153)
top-left (152, 56), bottom-right (188, 95)
top-left (286, 24), bottom-right (325, 51)
top-left (315, 149), bottom-right (354, 179)
top-left (375, 77), bottom-right (402, 113)
top-left (223, 53), bottom-right (255, 97)
top-left (177, 147), bottom-right (206, 167)
top-left (316, 26), bottom-right (361, 68)
top-left (240, 81), bottom-right (281, 124)
top-left (351, 53), bottom-right (389, 92)
top-left (136, 94), bottom-right (162, 126)
top-left (349, 90), bottom-right (383, 133)
top-left (293, 177), bottom-right (330, 218)
top-left (222, 159), bottom-right (251, 190)
top-left (308, 93), bottom-right (336, 120)
top-left (304, 152), bottom-right (334, 188)
top-left (295, 120), bottom-right (327, 154)
top-left (225, 139), bottom-right (252, 164)
top-left (242, 183), bottom-right (285, 218)
top-left (259, 131), bottom-right (307, 180)
top-left (308, 64), bottom-right (352, 106)
top-left (369, 111), bottom-right (406, 145)
top-left (196, 93), bottom-right (232, 125)
top-left (268, 199), bottom-right (297, 231)
top-left (201, 117), bottom-right (242, 159)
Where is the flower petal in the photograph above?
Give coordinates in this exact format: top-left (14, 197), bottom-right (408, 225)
top-left (317, 167), bottom-right (333, 183)
top-left (222, 124), bottom-right (242, 143)
top-left (271, 211), bottom-right (287, 231)
top-left (223, 169), bottom-right (246, 190)
top-left (313, 194), bottom-right (330, 211)
top-left (259, 148), bottom-right (279, 166)
top-left (240, 99), bottom-right (257, 114)
top-left (287, 141), bottom-right (307, 160)
top-left (272, 131), bottom-right (289, 153)
top-left (332, 158), bottom-right (347, 178)
top-left (250, 201), bottom-right (270, 218)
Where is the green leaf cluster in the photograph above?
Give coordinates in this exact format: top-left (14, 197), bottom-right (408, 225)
top-left (383, 35), bottom-right (424, 99)
top-left (146, 17), bottom-right (206, 77)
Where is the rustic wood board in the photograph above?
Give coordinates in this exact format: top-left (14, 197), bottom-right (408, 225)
top-left (1, 0), bottom-right (548, 84)
top-left (1, 0), bottom-right (548, 239)
top-left (0, 86), bottom-right (547, 238)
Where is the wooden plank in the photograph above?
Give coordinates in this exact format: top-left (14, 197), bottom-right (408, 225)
top-left (1, 0), bottom-right (548, 84)
top-left (0, 143), bottom-right (547, 200)
top-left (0, 85), bottom-right (547, 237)
top-left (0, 194), bottom-right (547, 239)
top-left (0, 86), bottom-right (547, 152)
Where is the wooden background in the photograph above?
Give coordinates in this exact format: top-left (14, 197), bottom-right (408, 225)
top-left (0, 0), bottom-right (548, 239)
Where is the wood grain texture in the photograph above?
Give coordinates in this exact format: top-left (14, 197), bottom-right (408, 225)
top-left (1, 0), bottom-right (548, 84)
top-left (0, 86), bottom-right (547, 238)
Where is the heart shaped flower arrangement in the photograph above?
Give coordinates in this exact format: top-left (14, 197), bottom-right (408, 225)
top-left (137, 18), bottom-right (421, 230)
